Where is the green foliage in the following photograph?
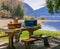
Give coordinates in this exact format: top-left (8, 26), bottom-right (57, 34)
top-left (0, 30), bottom-right (60, 41)
top-left (46, 0), bottom-right (60, 14)
top-left (46, 0), bottom-right (54, 14)
top-left (13, 4), bottom-right (24, 19)
top-left (55, 0), bottom-right (60, 13)
top-left (2, 2), bottom-right (9, 11)
top-left (20, 31), bottom-right (29, 38)
top-left (1, 2), bottom-right (24, 19)
top-left (0, 31), bottom-right (3, 34)
top-left (34, 30), bottom-right (60, 37)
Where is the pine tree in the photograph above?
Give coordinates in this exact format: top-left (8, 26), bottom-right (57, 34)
top-left (2, 2), bottom-right (9, 11)
top-left (14, 4), bottom-right (24, 19)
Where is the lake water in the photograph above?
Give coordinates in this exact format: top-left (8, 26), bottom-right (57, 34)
top-left (40, 22), bottom-right (60, 31)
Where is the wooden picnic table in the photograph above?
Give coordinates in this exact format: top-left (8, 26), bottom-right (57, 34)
top-left (0, 24), bottom-right (41, 49)
top-left (0, 28), bottom-right (20, 49)
top-left (21, 25), bottom-right (41, 38)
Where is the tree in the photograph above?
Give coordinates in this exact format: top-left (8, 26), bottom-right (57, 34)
top-left (1, 2), bottom-right (24, 19)
top-left (0, 10), bottom-right (11, 18)
top-left (2, 2), bottom-right (9, 11)
top-left (46, 0), bottom-right (60, 14)
top-left (14, 4), bottom-right (24, 19)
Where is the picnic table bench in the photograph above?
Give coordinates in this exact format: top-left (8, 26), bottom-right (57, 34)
top-left (21, 38), bottom-right (38, 49)
top-left (21, 35), bottom-right (50, 49)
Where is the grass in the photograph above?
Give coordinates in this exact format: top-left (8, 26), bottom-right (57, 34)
top-left (0, 31), bottom-right (29, 41)
top-left (0, 30), bottom-right (60, 41)
top-left (0, 31), bottom-right (3, 34)
top-left (20, 31), bottom-right (29, 38)
top-left (34, 30), bottom-right (60, 37)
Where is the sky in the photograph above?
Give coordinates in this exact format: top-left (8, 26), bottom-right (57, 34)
top-left (19, 0), bottom-right (46, 10)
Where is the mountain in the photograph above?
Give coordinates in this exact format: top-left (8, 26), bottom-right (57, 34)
top-left (23, 3), bottom-right (60, 20)
top-left (23, 3), bottom-right (60, 31)
top-left (23, 3), bottom-right (34, 16)
top-left (34, 7), bottom-right (60, 20)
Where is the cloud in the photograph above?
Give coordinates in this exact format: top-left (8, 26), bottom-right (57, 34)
top-left (23, 0), bottom-right (46, 10)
